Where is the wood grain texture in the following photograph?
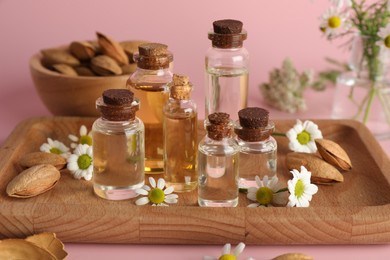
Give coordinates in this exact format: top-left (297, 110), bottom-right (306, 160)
top-left (1, 117), bottom-right (390, 244)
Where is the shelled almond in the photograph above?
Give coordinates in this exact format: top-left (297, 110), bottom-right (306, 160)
top-left (40, 32), bottom-right (148, 77)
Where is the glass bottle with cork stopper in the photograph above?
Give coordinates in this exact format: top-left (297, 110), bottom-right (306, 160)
top-left (92, 89), bottom-right (145, 200)
top-left (127, 43), bottom-right (173, 173)
top-left (163, 74), bottom-right (198, 192)
top-left (234, 107), bottom-right (277, 188)
top-left (205, 19), bottom-right (249, 121)
top-left (198, 112), bottom-right (239, 207)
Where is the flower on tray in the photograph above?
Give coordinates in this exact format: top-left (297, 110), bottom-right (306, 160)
top-left (247, 175), bottom-right (286, 208)
top-left (40, 137), bottom-right (70, 159)
top-left (67, 144), bottom-right (93, 181)
top-left (68, 125), bottom-right (92, 149)
top-left (135, 177), bottom-right (178, 206)
top-left (203, 242), bottom-right (254, 260)
top-left (286, 119), bottom-right (323, 153)
top-left (287, 166), bottom-right (319, 208)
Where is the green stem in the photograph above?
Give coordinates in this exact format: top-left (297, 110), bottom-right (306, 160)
top-left (362, 87), bottom-right (376, 124)
top-left (272, 132), bottom-right (286, 137)
top-left (276, 187), bottom-right (288, 193)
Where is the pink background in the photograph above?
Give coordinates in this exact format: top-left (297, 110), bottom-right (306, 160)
top-left (1, 1), bottom-right (390, 259)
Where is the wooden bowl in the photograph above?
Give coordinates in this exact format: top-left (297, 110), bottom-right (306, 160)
top-left (29, 53), bottom-right (130, 117)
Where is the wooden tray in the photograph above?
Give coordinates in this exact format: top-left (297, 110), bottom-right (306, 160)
top-left (1, 117), bottom-right (390, 245)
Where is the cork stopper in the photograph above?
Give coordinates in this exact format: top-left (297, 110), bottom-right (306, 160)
top-left (235, 107), bottom-right (274, 142)
top-left (208, 19), bottom-right (247, 48)
top-left (169, 74), bottom-right (192, 100)
top-left (206, 112), bottom-right (232, 141)
top-left (213, 19), bottom-right (243, 34)
top-left (96, 89), bottom-right (139, 121)
top-left (136, 43), bottom-right (173, 70)
top-left (238, 107), bottom-right (269, 128)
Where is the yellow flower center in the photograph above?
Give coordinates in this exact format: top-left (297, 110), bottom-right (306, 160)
top-left (384, 35), bottom-right (390, 48)
top-left (328, 16), bottom-right (341, 29)
top-left (256, 187), bottom-right (273, 205)
top-left (219, 254), bottom-right (236, 260)
top-left (80, 135), bottom-right (92, 146)
top-left (77, 154), bottom-right (92, 170)
top-left (50, 147), bottom-right (62, 155)
top-left (297, 130), bottom-right (311, 145)
top-left (294, 179), bottom-right (305, 198)
top-left (148, 188), bottom-right (165, 204)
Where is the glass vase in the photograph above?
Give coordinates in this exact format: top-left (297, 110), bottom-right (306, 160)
top-left (332, 34), bottom-right (390, 139)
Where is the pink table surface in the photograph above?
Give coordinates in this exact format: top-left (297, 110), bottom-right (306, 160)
top-left (1, 85), bottom-right (390, 260)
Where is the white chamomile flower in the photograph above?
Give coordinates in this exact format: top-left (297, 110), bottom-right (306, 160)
top-left (287, 166), bottom-right (318, 208)
top-left (135, 177), bottom-right (178, 206)
top-left (67, 144), bottom-right (93, 181)
top-left (247, 175), bottom-right (286, 208)
top-left (286, 119), bottom-right (323, 153)
top-left (203, 242), bottom-right (254, 260)
top-left (68, 125), bottom-right (92, 149)
top-left (320, 6), bottom-right (350, 38)
top-left (376, 24), bottom-right (390, 50)
top-left (40, 137), bottom-right (70, 159)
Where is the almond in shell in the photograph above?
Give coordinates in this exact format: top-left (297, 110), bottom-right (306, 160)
top-left (91, 55), bottom-right (122, 76)
top-left (6, 164), bottom-right (61, 198)
top-left (120, 40), bottom-right (148, 63)
top-left (41, 48), bottom-right (80, 67)
top-left (52, 64), bottom-right (78, 76)
top-left (70, 41), bottom-right (96, 61)
top-left (315, 139), bottom-right (352, 171)
top-left (286, 152), bottom-right (344, 184)
top-left (74, 66), bottom-right (96, 76)
top-left (97, 32), bottom-right (129, 65)
top-left (19, 152), bottom-right (66, 170)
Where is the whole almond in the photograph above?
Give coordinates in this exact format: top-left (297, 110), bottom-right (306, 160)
top-left (52, 64), bottom-right (78, 76)
top-left (91, 55), bottom-right (122, 76)
top-left (286, 152), bottom-right (344, 184)
top-left (272, 253), bottom-right (314, 260)
top-left (74, 66), bottom-right (96, 76)
top-left (69, 41), bottom-right (96, 61)
top-left (19, 152), bottom-right (66, 170)
top-left (121, 63), bottom-right (138, 75)
top-left (41, 49), bottom-right (80, 67)
top-left (97, 32), bottom-right (129, 65)
top-left (315, 139), bottom-right (352, 171)
top-left (6, 164), bottom-right (61, 198)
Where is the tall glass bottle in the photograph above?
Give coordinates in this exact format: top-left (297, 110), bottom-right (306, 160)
top-left (198, 112), bottom-right (239, 207)
top-left (163, 74), bottom-right (198, 192)
top-left (205, 19), bottom-right (249, 120)
top-left (127, 43), bottom-right (173, 173)
top-left (92, 89), bottom-right (145, 200)
top-left (234, 107), bottom-right (277, 188)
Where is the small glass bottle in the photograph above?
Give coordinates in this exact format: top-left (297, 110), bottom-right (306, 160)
top-left (163, 74), bottom-right (198, 192)
top-left (205, 19), bottom-right (249, 121)
top-left (198, 112), bottom-right (239, 207)
top-left (234, 107), bottom-right (277, 188)
top-left (92, 89), bottom-right (145, 200)
top-left (127, 43), bottom-right (173, 173)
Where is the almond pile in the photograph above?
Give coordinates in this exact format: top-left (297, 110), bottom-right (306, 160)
top-left (40, 32), bottom-right (147, 77)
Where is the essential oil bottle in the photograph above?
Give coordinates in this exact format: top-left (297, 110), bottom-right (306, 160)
top-left (234, 107), bottom-right (277, 188)
top-left (92, 89), bottom-right (145, 200)
top-left (127, 43), bottom-right (173, 173)
top-left (205, 19), bottom-right (249, 120)
top-left (163, 74), bottom-right (198, 192)
top-left (198, 112), bottom-right (239, 207)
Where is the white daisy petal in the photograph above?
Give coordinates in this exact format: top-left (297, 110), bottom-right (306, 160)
top-left (233, 242), bottom-right (245, 256)
top-left (136, 188), bottom-right (149, 196)
top-left (164, 186), bottom-right (174, 195)
top-left (80, 125), bottom-right (87, 136)
top-left (157, 178), bottom-right (165, 189)
top-left (142, 185), bottom-right (151, 191)
top-left (136, 197), bottom-right (150, 205)
top-left (68, 134), bottom-right (79, 142)
top-left (222, 243), bottom-right (231, 255)
top-left (165, 194), bottom-right (178, 200)
top-left (247, 203), bottom-right (260, 208)
top-left (247, 192), bottom-right (257, 202)
top-left (149, 177), bottom-right (156, 188)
